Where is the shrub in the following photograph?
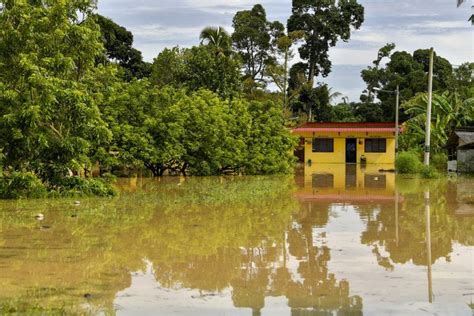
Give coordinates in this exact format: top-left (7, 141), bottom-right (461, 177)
top-left (0, 171), bottom-right (47, 199)
top-left (396, 151), bottom-right (423, 174)
top-left (54, 177), bottom-right (117, 197)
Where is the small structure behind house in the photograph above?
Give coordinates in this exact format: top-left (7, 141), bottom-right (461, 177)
top-left (447, 126), bottom-right (474, 173)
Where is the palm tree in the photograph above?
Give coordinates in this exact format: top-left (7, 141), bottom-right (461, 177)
top-left (328, 87), bottom-right (343, 105)
top-left (199, 26), bottom-right (231, 52)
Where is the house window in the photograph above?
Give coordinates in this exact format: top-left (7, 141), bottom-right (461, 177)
top-left (365, 138), bottom-right (386, 153)
top-left (312, 138), bottom-right (334, 152)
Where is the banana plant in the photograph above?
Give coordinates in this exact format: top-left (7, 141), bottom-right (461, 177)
top-left (401, 91), bottom-right (474, 152)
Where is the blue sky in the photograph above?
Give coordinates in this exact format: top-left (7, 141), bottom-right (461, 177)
top-left (98, 0), bottom-right (473, 102)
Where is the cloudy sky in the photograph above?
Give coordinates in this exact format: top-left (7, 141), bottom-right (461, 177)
top-left (98, 0), bottom-right (473, 102)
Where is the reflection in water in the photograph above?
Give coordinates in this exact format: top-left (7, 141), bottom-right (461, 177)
top-left (0, 168), bottom-right (473, 315)
top-left (425, 191), bottom-right (433, 303)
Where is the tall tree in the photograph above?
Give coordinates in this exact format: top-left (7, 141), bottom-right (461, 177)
top-left (232, 4), bottom-right (284, 86)
top-left (288, 0), bottom-right (364, 83)
top-left (360, 43), bottom-right (396, 103)
top-left (94, 14), bottom-right (151, 80)
top-left (360, 46), bottom-right (455, 121)
top-left (266, 30), bottom-right (305, 108)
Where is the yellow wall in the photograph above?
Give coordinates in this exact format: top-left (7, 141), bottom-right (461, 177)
top-left (297, 131), bottom-right (396, 165)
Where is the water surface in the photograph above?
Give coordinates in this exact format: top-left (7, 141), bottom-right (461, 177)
top-left (0, 165), bottom-right (473, 315)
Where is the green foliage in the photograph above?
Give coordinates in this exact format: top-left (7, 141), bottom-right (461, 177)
top-left (94, 14), bottom-right (151, 80)
top-left (360, 45), bottom-right (455, 121)
top-left (151, 47), bottom-right (186, 89)
top-left (200, 26), bottom-right (232, 53)
top-left (420, 165), bottom-right (441, 179)
top-left (288, 0), bottom-right (364, 81)
top-left (232, 4), bottom-right (284, 85)
top-left (431, 152), bottom-right (448, 171)
top-left (0, 0), bottom-right (114, 196)
top-left (0, 171), bottom-right (47, 199)
top-left (182, 46), bottom-right (242, 99)
top-left (151, 45), bottom-right (242, 99)
top-left (401, 91), bottom-right (474, 152)
top-left (395, 151), bottom-right (423, 174)
top-left (102, 84), bottom-right (296, 176)
top-left (290, 84), bottom-right (334, 122)
top-left (332, 103), bottom-right (360, 122)
top-left (52, 177), bottom-right (117, 197)
top-left (244, 100), bottom-right (298, 174)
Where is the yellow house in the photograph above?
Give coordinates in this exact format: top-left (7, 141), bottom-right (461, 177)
top-left (292, 122), bottom-right (398, 165)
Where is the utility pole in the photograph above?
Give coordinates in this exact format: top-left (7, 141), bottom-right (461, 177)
top-left (395, 85), bottom-right (400, 156)
top-left (424, 48), bottom-right (434, 166)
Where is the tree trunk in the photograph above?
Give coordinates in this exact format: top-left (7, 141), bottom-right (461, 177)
top-left (180, 163), bottom-right (188, 177)
top-left (283, 48), bottom-right (289, 109)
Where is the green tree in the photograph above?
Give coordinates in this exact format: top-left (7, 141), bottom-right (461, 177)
top-left (150, 46), bottom-right (185, 88)
top-left (0, 0), bottom-right (112, 184)
top-left (94, 14), bottom-right (151, 80)
top-left (151, 46), bottom-right (242, 99)
top-left (288, 0), bottom-right (364, 83)
top-left (150, 47), bottom-right (186, 89)
top-left (244, 100), bottom-right (297, 174)
top-left (266, 30), bottom-right (305, 109)
top-left (360, 45), bottom-right (455, 121)
top-left (232, 4), bottom-right (284, 87)
top-left (182, 46), bottom-right (242, 99)
top-left (290, 84), bottom-right (333, 122)
top-left (360, 43), bottom-right (396, 103)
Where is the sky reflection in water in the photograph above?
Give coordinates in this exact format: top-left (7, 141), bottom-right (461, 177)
top-left (0, 165), bottom-right (473, 315)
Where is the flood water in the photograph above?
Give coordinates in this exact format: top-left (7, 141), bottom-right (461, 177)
top-left (0, 165), bottom-right (473, 315)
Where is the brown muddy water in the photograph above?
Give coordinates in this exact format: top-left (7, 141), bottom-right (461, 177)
top-left (0, 165), bottom-right (473, 315)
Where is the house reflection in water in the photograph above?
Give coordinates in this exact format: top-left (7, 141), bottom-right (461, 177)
top-left (296, 164), bottom-right (396, 203)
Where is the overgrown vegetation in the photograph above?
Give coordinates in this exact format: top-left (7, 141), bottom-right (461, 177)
top-left (0, 0), bottom-right (471, 197)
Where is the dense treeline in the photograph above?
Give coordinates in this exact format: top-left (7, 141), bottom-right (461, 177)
top-left (0, 0), bottom-right (471, 197)
top-left (0, 0), bottom-right (311, 197)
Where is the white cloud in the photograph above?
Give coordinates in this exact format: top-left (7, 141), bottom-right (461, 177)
top-left (98, 0), bottom-right (474, 102)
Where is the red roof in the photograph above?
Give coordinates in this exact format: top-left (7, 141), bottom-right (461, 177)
top-left (292, 122), bottom-right (399, 133)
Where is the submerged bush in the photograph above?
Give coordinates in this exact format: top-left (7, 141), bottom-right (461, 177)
top-left (0, 172), bottom-right (116, 199)
top-left (53, 177), bottom-right (117, 197)
top-left (396, 151), bottom-right (423, 174)
top-left (0, 171), bottom-right (48, 199)
top-left (421, 165), bottom-right (441, 179)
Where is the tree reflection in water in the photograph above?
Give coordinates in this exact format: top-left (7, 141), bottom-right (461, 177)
top-left (0, 171), bottom-right (472, 314)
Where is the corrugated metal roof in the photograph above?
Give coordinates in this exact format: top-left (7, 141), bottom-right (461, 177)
top-left (455, 131), bottom-right (474, 146)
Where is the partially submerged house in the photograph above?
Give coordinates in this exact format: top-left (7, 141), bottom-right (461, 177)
top-left (447, 127), bottom-right (474, 173)
top-left (292, 122), bottom-right (398, 165)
